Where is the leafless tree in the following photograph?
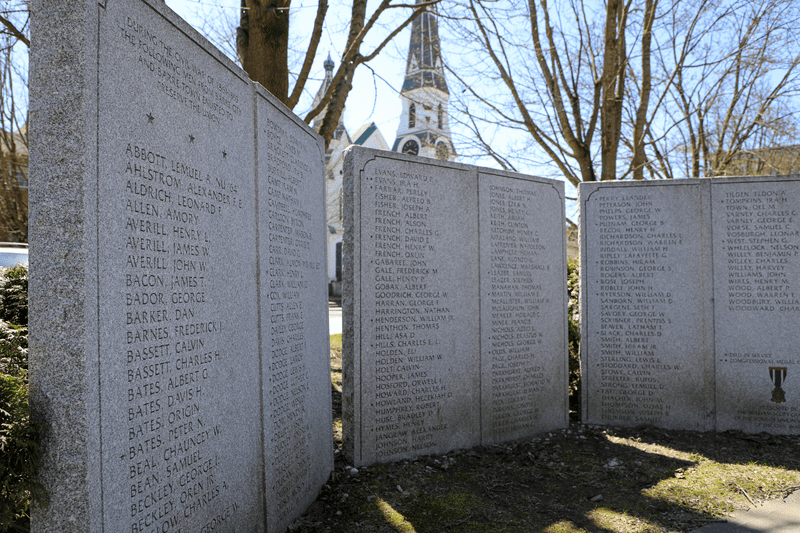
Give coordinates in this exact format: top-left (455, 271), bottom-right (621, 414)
top-left (648, 0), bottom-right (800, 179)
top-left (0, 4), bottom-right (28, 242)
top-left (440, 0), bottom-right (799, 184)
top-left (227, 0), bottom-right (440, 149)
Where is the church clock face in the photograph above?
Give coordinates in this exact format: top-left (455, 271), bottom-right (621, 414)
top-left (402, 140), bottom-right (419, 156)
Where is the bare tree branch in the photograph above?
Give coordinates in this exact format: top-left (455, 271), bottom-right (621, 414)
top-left (0, 14), bottom-right (28, 48)
top-left (285, 0), bottom-right (327, 109)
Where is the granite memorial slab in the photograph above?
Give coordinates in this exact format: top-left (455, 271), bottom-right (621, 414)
top-left (29, 0), bottom-right (331, 531)
top-left (478, 171), bottom-right (569, 443)
top-left (580, 180), bottom-right (715, 431)
top-left (343, 147), bottom-right (568, 467)
top-left (710, 176), bottom-right (800, 434)
top-left (580, 176), bottom-right (800, 435)
top-left (256, 86), bottom-right (333, 532)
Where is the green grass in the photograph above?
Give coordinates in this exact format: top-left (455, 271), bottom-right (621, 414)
top-left (330, 333), bottom-right (342, 355)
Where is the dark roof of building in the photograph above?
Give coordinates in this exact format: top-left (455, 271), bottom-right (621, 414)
top-left (353, 123), bottom-right (378, 146)
top-left (402, 0), bottom-right (448, 94)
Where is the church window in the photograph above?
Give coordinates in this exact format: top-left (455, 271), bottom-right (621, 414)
top-left (436, 142), bottom-right (449, 161)
top-left (409, 104), bottom-right (416, 128)
top-left (438, 104), bottom-right (443, 129)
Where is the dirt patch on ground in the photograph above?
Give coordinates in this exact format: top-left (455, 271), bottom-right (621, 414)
top-left (291, 345), bottom-right (800, 533)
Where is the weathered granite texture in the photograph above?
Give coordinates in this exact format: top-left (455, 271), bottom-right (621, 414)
top-left (580, 180), bottom-right (715, 431)
top-left (478, 171), bottom-right (569, 443)
top-left (343, 147), bottom-right (568, 467)
top-left (29, 0), bottom-right (99, 529)
top-left (256, 85), bottom-right (334, 532)
top-left (710, 176), bottom-right (800, 434)
top-left (29, 1), bottom-right (331, 531)
top-left (580, 175), bottom-right (800, 434)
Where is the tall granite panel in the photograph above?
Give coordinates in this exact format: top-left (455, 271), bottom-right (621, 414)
top-left (97, 3), bottom-right (261, 529)
top-left (478, 172), bottom-right (568, 443)
top-left (711, 176), bottom-right (800, 433)
top-left (343, 147), bottom-right (567, 467)
top-left (29, 0), bottom-right (331, 531)
top-left (29, 0), bottom-right (100, 527)
top-left (580, 181), bottom-right (714, 431)
top-left (343, 148), bottom-right (481, 466)
top-left (256, 86), bottom-right (333, 532)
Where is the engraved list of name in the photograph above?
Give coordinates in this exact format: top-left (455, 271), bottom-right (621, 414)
top-left (346, 149), bottom-right (568, 465)
top-left (584, 185), bottom-right (709, 429)
top-left (358, 158), bottom-right (478, 465)
top-left (107, 139), bottom-right (253, 533)
top-left (260, 109), bottom-right (325, 529)
top-left (479, 176), bottom-right (567, 443)
top-left (713, 180), bottom-right (800, 433)
top-left (99, 3), bottom-right (258, 531)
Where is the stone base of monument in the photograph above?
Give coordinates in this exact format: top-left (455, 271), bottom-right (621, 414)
top-left (342, 146), bottom-right (570, 467)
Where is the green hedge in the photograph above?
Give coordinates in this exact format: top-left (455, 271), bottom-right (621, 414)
top-left (0, 266), bottom-right (27, 329)
top-left (567, 259), bottom-right (581, 407)
top-left (0, 266), bottom-right (45, 532)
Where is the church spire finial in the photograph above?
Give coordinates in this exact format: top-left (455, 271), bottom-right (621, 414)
top-left (312, 52), bottom-right (346, 139)
top-left (323, 52), bottom-right (334, 73)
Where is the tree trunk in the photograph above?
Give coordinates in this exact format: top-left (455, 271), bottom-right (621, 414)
top-left (599, 0), bottom-right (628, 181)
top-left (243, 0), bottom-right (290, 103)
top-left (318, 0), bottom-right (367, 149)
top-left (631, 0), bottom-right (656, 180)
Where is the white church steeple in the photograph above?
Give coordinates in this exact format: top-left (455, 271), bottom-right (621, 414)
top-left (391, 0), bottom-right (455, 161)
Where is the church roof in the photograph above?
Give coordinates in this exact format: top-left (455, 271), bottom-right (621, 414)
top-left (353, 123), bottom-right (378, 146)
top-left (352, 122), bottom-right (389, 150)
top-left (402, 0), bottom-right (449, 94)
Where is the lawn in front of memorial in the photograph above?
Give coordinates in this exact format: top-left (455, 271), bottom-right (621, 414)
top-left (287, 335), bottom-right (800, 532)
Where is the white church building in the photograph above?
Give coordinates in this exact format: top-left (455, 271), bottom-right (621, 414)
top-left (317, 0), bottom-right (456, 295)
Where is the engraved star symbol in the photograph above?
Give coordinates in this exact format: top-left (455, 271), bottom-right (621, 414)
top-left (222, 150), bottom-right (227, 158)
top-left (189, 135), bottom-right (195, 143)
top-left (146, 113), bottom-right (154, 123)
